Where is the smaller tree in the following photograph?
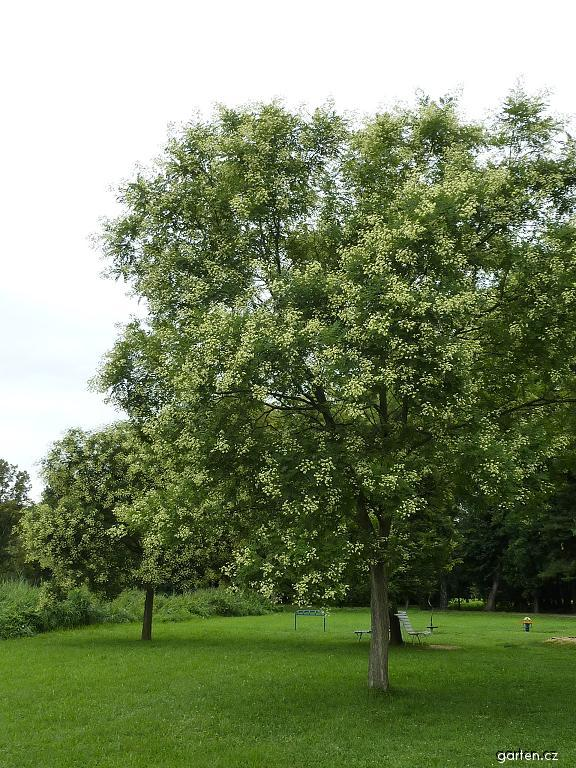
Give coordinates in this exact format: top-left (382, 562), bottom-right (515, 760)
top-left (21, 423), bottom-right (234, 639)
top-left (21, 425), bottom-right (164, 639)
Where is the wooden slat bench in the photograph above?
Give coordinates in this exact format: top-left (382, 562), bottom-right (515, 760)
top-left (395, 610), bottom-right (432, 643)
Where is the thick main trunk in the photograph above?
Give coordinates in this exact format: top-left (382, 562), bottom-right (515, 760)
top-left (368, 561), bottom-right (390, 690)
top-left (141, 586), bottom-right (154, 641)
top-left (485, 570), bottom-right (500, 612)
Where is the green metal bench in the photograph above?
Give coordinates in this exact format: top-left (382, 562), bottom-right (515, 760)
top-left (294, 608), bottom-right (327, 631)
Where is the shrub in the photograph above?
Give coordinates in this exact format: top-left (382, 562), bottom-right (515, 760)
top-left (448, 598), bottom-right (485, 611)
top-left (0, 580), bottom-right (42, 639)
top-left (0, 581), bottom-right (105, 638)
top-left (36, 587), bottom-right (106, 631)
top-left (104, 590), bottom-right (147, 623)
top-left (156, 587), bottom-right (275, 622)
top-left (0, 581), bottom-right (276, 639)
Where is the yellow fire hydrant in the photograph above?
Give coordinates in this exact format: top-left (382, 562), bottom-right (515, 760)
top-left (522, 617), bottom-right (533, 632)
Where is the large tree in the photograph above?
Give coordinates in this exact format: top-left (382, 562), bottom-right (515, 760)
top-left (98, 94), bottom-right (576, 689)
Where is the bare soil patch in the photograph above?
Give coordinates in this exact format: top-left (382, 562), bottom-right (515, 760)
top-left (427, 644), bottom-right (461, 650)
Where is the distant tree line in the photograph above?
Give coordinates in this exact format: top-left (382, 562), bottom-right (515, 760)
top-left (445, 462), bottom-right (576, 613)
top-left (0, 458), bottom-right (39, 582)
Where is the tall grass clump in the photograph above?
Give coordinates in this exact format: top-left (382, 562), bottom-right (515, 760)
top-left (0, 579), bottom-right (39, 638)
top-left (0, 580), bottom-right (107, 639)
top-left (155, 587), bottom-right (275, 622)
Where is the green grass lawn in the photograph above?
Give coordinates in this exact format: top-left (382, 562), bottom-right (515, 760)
top-left (0, 609), bottom-right (574, 768)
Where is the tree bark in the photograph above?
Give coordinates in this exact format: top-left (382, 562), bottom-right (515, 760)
top-left (368, 560), bottom-right (390, 690)
top-left (141, 586), bottom-right (154, 641)
top-left (439, 578), bottom-right (448, 610)
top-left (485, 570), bottom-right (500, 612)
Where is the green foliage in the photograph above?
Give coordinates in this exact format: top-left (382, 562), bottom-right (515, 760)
top-left (0, 582), bottom-right (275, 639)
top-left (36, 586), bottom-right (106, 632)
top-left (155, 588), bottom-right (275, 621)
top-left (105, 587), bottom-right (275, 622)
top-left (0, 581), bottom-right (107, 639)
top-left (0, 459), bottom-right (32, 579)
top-left (91, 94), bottom-right (576, 687)
top-left (97, 93), bottom-right (576, 611)
top-left (450, 442), bottom-right (576, 611)
top-left (447, 598), bottom-right (485, 610)
top-left (20, 423), bottom-right (238, 618)
top-left (0, 579), bottom-right (39, 638)
top-left (105, 588), bottom-right (164, 621)
top-left (20, 425), bottom-right (145, 595)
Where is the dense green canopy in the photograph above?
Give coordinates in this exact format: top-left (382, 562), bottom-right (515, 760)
top-left (96, 93), bottom-right (576, 688)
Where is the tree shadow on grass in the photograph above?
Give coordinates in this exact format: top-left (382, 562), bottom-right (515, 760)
top-left (54, 622), bottom-right (455, 658)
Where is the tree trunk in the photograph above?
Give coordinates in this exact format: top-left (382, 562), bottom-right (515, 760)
top-left (532, 590), bottom-right (540, 614)
top-left (562, 582), bottom-right (569, 612)
top-left (368, 560), bottom-right (390, 690)
top-left (485, 570), bottom-right (500, 612)
top-left (439, 578), bottom-right (448, 610)
top-left (141, 586), bottom-right (154, 641)
top-left (388, 608), bottom-right (404, 646)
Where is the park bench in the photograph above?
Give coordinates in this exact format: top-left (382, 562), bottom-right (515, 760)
top-left (294, 608), bottom-right (327, 631)
top-left (395, 610), bottom-right (432, 643)
top-left (353, 611), bottom-right (436, 642)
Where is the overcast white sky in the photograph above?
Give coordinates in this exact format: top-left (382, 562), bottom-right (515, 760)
top-left (1, 0), bottom-right (575, 499)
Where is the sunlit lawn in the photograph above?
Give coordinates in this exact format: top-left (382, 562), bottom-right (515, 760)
top-left (0, 609), bottom-right (574, 768)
